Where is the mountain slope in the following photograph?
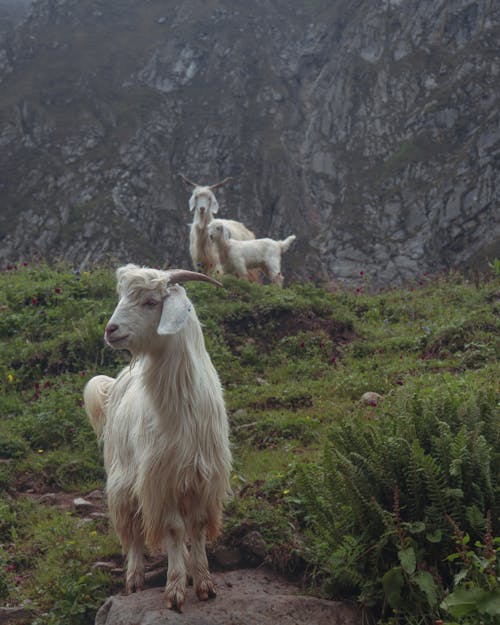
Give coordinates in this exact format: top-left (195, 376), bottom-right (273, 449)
top-left (0, 0), bottom-right (32, 34)
top-left (0, 0), bottom-right (499, 284)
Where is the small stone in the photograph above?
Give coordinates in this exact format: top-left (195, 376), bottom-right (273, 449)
top-left (73, 497), bottom-right (93, 511)
top-left (38, 493), bottom-right (57, 504)
top-left (240, 530), bottom-right (267, 565)
top-left (86, 489), bottom-right (104, 500)
top-left (92, 561), bottom-right (118, 571)
top-left (90, 511), bottom-right (108, 520)
top-left (361, 391), bottom-right (383, 406)
top-left (76, 517), bottom-right (94, 528)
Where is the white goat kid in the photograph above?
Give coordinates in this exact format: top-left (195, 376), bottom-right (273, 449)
top-left (180, 174), bottom-right (256, 276)
top-left (208, 222), bottom-right (296, 286)
top-left (83, 264), bottom-right (231, 612)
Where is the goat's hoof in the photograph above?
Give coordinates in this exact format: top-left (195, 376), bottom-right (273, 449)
top-left (125, 574), bottom-right (145, 595)
top-left (196, 579), bottom-right (217, 601)
top-left (165, 594), bottom-right (184, 612)
top-left (164, 585), bottom-right (185, 612)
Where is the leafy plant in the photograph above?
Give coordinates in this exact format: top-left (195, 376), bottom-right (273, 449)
top-left (295, 375), bottom-right (499, 623)
top-left (489, 258), bottom-right (500, 278)
top-left (35, 566), bottom-right (110, 625)
top-left (440, 512), bottom-right (500, 624)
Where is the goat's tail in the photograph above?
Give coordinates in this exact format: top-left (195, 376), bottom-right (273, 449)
top-left (83, 375), bottom-right (115, 440)
top-left (279, 234), bottom-right (296, 252)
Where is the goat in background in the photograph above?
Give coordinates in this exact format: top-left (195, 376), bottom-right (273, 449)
top-left (180, 174), bottom-right (257, 278)
top-left (208, 221), bottom-right (296, 287)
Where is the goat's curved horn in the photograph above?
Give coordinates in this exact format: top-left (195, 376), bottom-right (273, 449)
top-left (179, 173), bottom-right (199, 187)
top-left (209, 176), bottom-right (233, 190)
top-left (167, 269), bottom-right (223, 288)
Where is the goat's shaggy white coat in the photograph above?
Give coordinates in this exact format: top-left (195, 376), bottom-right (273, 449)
top-left (186, 183), bottom-right (256, 276)
top-left (208, 222), bottom-right (296, 286)
top-left (83, 264), bottom-right (231, 611)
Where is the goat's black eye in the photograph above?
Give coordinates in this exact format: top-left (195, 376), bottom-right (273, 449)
top-left (143, 299), bottom-right (159, 308)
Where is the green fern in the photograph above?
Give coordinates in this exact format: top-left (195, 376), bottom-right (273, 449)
top-left (295, 376), bottom-right (499, 622)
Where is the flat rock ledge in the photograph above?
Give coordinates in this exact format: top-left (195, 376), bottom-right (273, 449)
top-left (95, 568), bottom-right (361, 625)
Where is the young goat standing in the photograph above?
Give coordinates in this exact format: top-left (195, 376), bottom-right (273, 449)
top-left (84, 264), bottom-right (231, 612)
top-left (208, 221), bottom-right (296, 286)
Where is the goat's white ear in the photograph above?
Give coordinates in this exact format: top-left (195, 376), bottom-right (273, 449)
top-left (188, 195), bottom-right (195, 212)
top-left (157, 286), bottom-right (192, 335)
top-left (211, 196), bottom-right (219, 214)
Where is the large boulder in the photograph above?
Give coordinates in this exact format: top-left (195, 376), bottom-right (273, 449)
top-left (95, 568), bottom-right (361, 625)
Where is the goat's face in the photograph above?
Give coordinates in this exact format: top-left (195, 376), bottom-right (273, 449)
top-left (105, 267), bottom-right (196, 355)
top-left (207, 222), bottom-right (228, 243)
top-left (189, 186), bottom-right (219, 223)
top-left (104, 265), bottom-right (221, 355)
top-left (105, 288), bottom-right (162, 354)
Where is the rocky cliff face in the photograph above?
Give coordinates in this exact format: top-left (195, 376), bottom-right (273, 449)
top-left (0, 0), bottom-right (32, 34)
top-left (0, 0), bottom-right (498, 284)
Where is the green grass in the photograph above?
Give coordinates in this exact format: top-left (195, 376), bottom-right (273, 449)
top-left (0, 262), bottom-right (498, 624)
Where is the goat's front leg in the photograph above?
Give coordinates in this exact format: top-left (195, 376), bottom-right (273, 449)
top-left (124, 536), bottom-right (145, 594)
top-left (164, 519), bottom-right (187, 611)
top-left (271, 272), bottom-right (284, 287)
top-left (188, 517), bottom-right (216, 601)
top-left (110, 495), bottom-right (145, 594)
top-left (267, 260), bottom-right (284, 287)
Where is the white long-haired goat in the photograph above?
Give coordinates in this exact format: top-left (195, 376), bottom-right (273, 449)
top-left (180, 174), bottom-right (256, 277)
top-left (83, 264), bottom-right (232, 612)
top-left (208, 222), bottom-right (296, 286)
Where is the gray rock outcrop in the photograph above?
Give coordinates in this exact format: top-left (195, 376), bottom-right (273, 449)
top-left (0, 0), bottom-right (32, 35)
top-left (95, 568), bottom-right (361, 625)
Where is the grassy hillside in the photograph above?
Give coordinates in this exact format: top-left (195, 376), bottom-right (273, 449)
top-left (0, 262), bottom-right (498, 624)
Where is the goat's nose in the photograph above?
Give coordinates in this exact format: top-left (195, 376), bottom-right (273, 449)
top-left (105, 322), bottom-right (119, 336)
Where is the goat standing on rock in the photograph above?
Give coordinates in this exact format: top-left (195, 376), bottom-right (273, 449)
top-left (208, 221), bottom-right (296, 286)
top-left (83, 264), bottom-right (232, 612)
top-left (181, 174), bottom-right (256, 277)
